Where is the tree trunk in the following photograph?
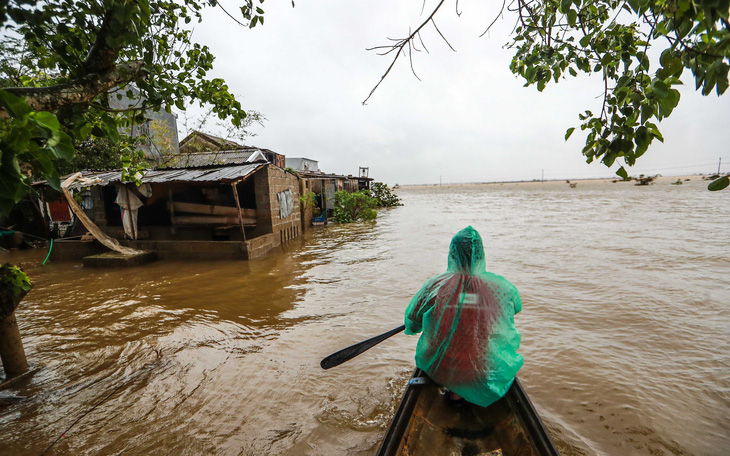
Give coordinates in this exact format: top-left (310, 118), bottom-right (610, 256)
top-left (0, 268), bottom-right (30, 378)
top-left (0, 312), bottom-right (28, 378)
top-left (0, 61), bottom-right (147, 119)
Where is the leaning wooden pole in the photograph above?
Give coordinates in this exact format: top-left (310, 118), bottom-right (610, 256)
top-left (231, 181), bottom-right (247, 242)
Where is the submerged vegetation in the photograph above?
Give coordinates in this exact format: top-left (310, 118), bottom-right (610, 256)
top-left (332, 191), bottom-right (378, 223)
top-left (367, 182), bottom-right (402, 207)
top-left (332, 182), bottom-right (402, 223)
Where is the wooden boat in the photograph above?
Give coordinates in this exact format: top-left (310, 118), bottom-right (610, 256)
top-left (377, 369), bottom-right (560, 456)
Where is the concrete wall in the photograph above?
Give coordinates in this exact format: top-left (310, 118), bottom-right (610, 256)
top-left (244, 233), bottom-right (275, 260)
top-left (285, 157), bottom-right (319, 172)
top-left (49, 239), bottom-right (248, 261)
top-left (50, 240), bottom-right (107, 261)
top-left (123, 240), bottom-right (247, 260)
top-left (109, 88), bottom-right (179, 159)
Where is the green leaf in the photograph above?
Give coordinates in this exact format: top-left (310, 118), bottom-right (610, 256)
top-left (565, 127), bottom-right (575, 140)
top-left (652, 79), bottom-right (669, 98)
top-left (640, 103), bottom-right (654, 123)
top-left (616, 166), bottom-right (628, 179)
top-left (567, 9), bottom-right (577, 26)
top-left (32, 111), bottom-right (61, 130)
top-left (716, 67), bottom-right (729, 95)
top-left (658, 89), bottom-right (680, 117)
top-left (45, 171), bottom-right (61, 191)
top-left (0, 89), bottom-right (32, 118)
top-left (48, 132), bottom-right (75, 161)
top-left (708, 176), bottom-right (729, 191)
top-left (79, 122), bottom-right (94, 140)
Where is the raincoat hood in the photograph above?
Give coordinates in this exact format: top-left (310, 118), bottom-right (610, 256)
top-left (447, 226), bottom-right (486, 274)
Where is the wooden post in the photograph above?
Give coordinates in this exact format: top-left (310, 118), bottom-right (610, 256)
top-left (0, 312), bottom-right (28, 377)
top-left (168, 185), bottom-right (176, 235)
top-left (231, 181), bottom-right (247, 242)
top-left (0, 270), bottom-right (30, 378)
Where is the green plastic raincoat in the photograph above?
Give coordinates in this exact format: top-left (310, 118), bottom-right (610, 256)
top-left (405, 226), bottom-right (523, 407)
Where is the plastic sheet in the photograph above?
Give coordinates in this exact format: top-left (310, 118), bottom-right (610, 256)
top-left (61, 173), bottom-right (143, 256)
top-left (405, 226), bottom-right (523, 407)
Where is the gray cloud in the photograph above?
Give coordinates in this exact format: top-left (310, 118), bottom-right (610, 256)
top-left (186, 1), bottom-right (730, 184)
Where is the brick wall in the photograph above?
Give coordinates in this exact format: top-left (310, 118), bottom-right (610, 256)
top-left (89, 187), bottom-right (107, 227)
top-left (247, 164), bottom-right (301, 258)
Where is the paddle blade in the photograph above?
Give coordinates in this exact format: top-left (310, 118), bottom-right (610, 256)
top-left (320, 325), bottom-right (406, 370)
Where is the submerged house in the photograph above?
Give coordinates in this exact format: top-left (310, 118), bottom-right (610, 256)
top-left (286, 157), bottom-right (373, 216)
top-left (34, 129), bottom-right (375, 264)
top-left (44, 153), bottom-right (302, 262)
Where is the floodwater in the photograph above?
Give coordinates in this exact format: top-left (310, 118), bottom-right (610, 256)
top-left (1, 178), bottom-right (729, 456)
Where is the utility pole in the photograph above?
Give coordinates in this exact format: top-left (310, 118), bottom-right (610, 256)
top-left (541, 170), bottom-right (544, 182)
top-left (718, 157), bottom-right (722, 175)
top-left (440, 175), bottom-right (442, 186)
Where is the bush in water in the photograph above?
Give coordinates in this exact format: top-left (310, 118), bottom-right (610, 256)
top-left (332, 191), bottom-right (377, 223)
top-left (367, 182), bottom-right (402, 207)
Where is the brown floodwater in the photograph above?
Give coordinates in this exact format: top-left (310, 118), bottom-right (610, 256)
top-left (1, 178), bottom-right (728, 455)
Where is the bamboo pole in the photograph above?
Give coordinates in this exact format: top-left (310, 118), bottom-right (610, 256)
top-left (231, 182), bottom-right (247, 242)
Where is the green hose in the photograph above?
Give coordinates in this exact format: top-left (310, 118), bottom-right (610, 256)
top-left (42, 238), bottom-right (54, 265)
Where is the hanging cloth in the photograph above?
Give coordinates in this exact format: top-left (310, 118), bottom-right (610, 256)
top-left (115, 184), bottom-right (150, 240)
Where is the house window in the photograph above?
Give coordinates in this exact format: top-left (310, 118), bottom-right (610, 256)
top-left (138, 119), bottom-right (152, 145)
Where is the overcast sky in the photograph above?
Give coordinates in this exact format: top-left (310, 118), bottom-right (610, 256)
top-left (183, 1), bottom-right (729, 185)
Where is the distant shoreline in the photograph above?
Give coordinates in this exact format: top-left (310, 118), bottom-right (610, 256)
top-left (398, 174), bottom-right (715, 189)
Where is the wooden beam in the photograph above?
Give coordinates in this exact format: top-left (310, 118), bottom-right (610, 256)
top-left (170, 201), bottom-right (256, 218)
top-left (172, 215), bottom-right (256, 226)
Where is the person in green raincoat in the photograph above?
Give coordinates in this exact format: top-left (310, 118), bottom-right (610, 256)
top-left (404, 226), bottom-right (523, 407)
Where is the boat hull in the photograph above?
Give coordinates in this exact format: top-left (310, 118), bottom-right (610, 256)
top-left (377, 369), bottom-right (559, 456)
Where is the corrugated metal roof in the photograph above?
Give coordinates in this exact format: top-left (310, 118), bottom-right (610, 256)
top-left (154, 150), bottom-right (267, 168)
top-left (179, 131), bottom-right (242, 150)
top-left (65, 163), bottom-right (267, 189)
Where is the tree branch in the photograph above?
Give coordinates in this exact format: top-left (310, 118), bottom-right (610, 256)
top-left (0, 61), bottom-right (148, 118)
top-left (363, 0), bottom-right (449, 104)
top-left (90, 101), bottom-right (149, 113)
top-left (82, 7), bottom-right (121, 74)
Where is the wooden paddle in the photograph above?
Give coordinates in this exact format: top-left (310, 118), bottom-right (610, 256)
top-left (320, 325), bottom-right (406, 369)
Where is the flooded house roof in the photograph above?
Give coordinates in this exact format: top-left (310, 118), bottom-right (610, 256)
top-left (179, 131), bottom-right (242, 151)
top-left (178, 131), bottom-right (279, 156)
top-left (55, 163), bottom-right (269, 189)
